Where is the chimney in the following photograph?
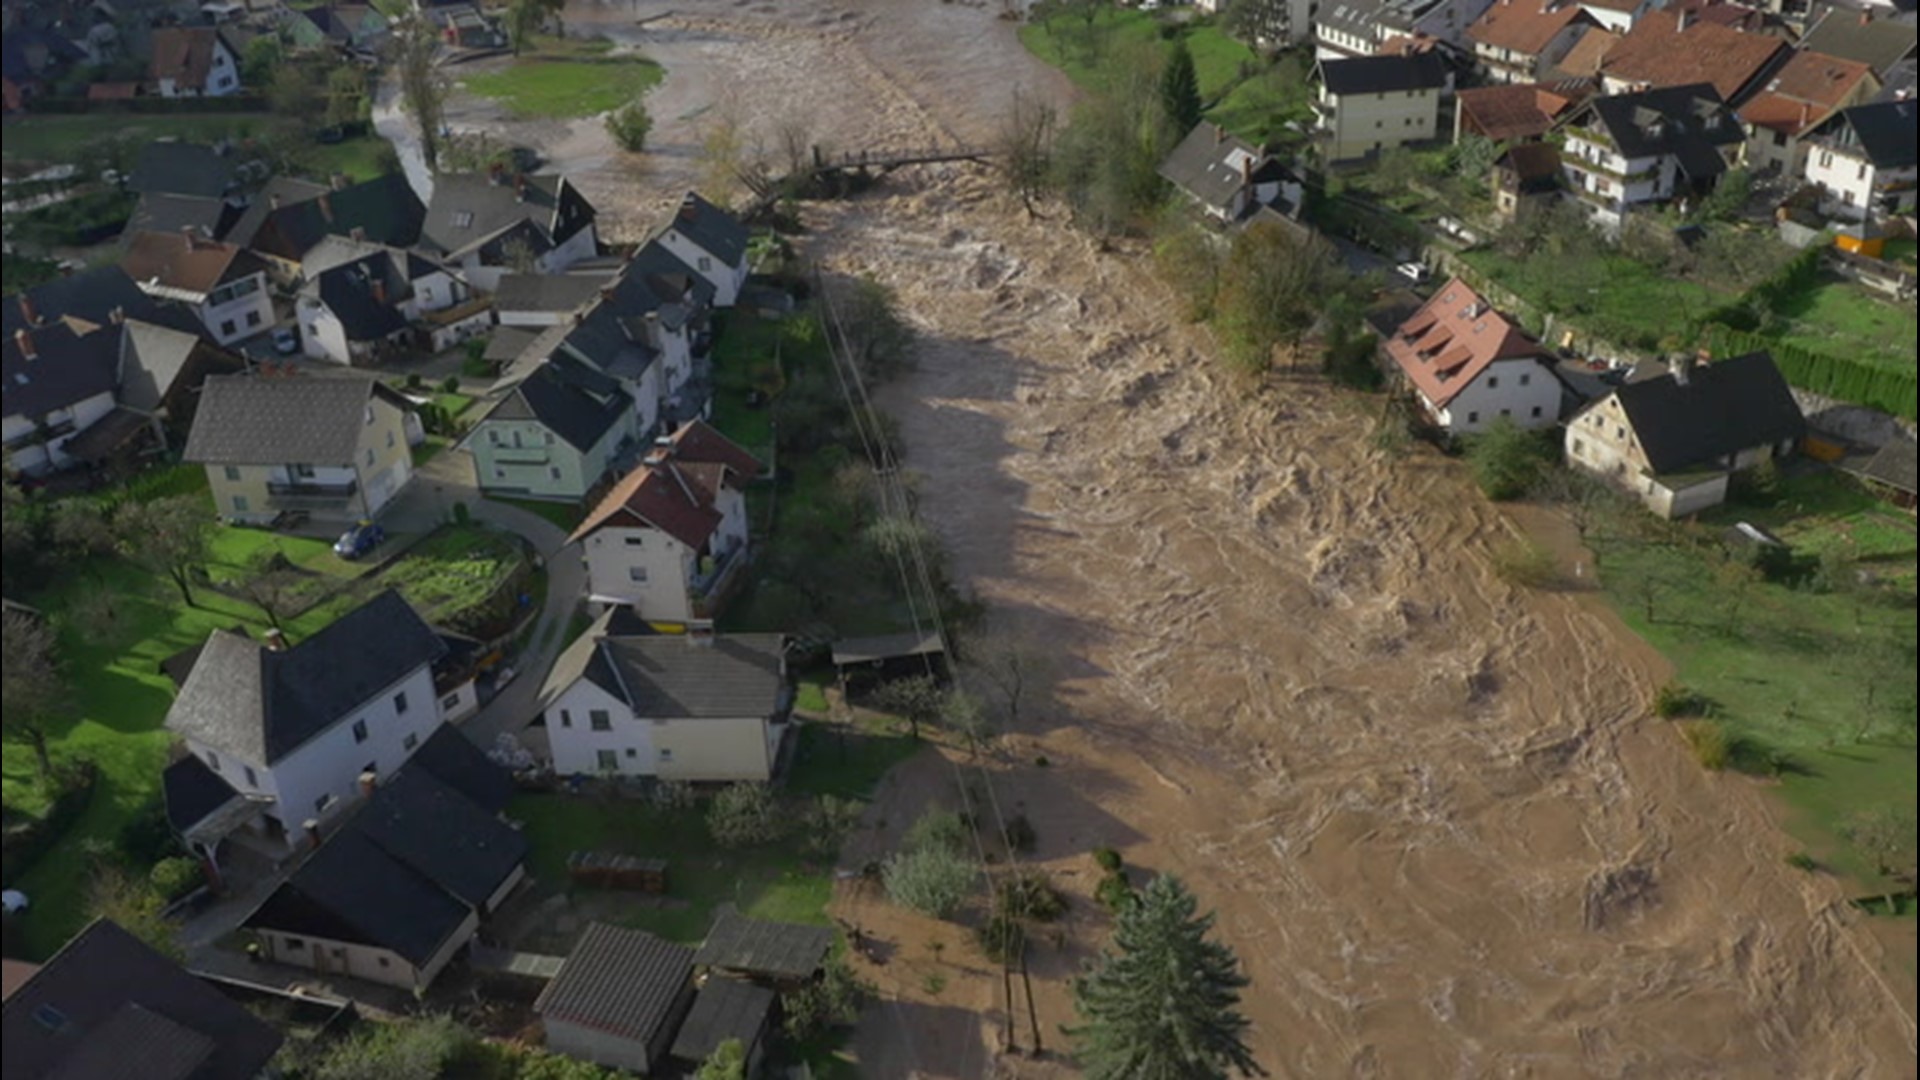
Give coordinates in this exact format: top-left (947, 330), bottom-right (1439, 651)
top-left (357, 770), bottom-right (377, 797)
top-left (14, 329), bottom-right (35, 360)
top-left (642, 309), bottom-right (662, 349)
top-left (318, 193), bottom-right (334, 224)
top-left (264, 626), bottom-right (289, 651)
top-left (1215, 124), bottom-right (1226, 144)
top-left (269, 192), bottom-right (282, 209)
top-left (331, 173), bottom-right (350, 192)
top-left (514, 174), bottom-right (528, 203)
top-left (1858, 10), bottom-right (1870, 24)
top-left (109, 305), bottom-right (125, 325)
top-left (350, 225), bottom-right (367, 242)
top-left (644, 435), bottom-right (674, 468)
top-left (599, 284), bottom-right (617, 304)
top-left (1800, 102), bottom-right (1811, 128)
top-left (17, 294), bottom-right (35, 327)
top-left (1671, 353), bottom-right (1693, 386)
top-left (1676, 7), bottom-right (1690, 31)
top-left (678, 193), bottom-right (698, 221)
top-left (302, 819), bottom-right (322, 849)
top-left (489, 161), bottom-right (507, 185)
top-left (371, 279), bottom-right (388, 306)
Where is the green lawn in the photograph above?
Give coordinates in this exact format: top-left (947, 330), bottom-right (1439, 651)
top-left (490, 495), bottom-right (585, 533)
top-left (462, 38), bottom-right (664, 119)
top-left (1461, 247), bottom-right (1726, 351)
top-left (295, 134), bottom-right (395, 184)
top-left (381, 523), bottom-right (526, 622)
top-left (1882, 237), bottom-right (1917, 268)
top-left (1207, 51), bottom-right (1316, 146)
top-left (0, 113), bottom-right (293, 165)
top-left (1769, 276), bottom-right (1918, 374)
top-left (1019, 11), bottom-right (1253, 101)
top-left (1590, 471), bottom-right (1917, 893)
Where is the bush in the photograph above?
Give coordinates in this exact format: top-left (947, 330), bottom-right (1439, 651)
top-left (1003, 813), bottom-right (1037, 855)
top-left (1785, 851), bottom-right (1818, 872)
top-left (1092, 845), bottom-right (1124, 873)
top-left (706, 782), bottom-right (784, 848)
top-left (406, 372), bottom-right (424, 390)
top-left (117, 797), bottom-right (183, 867)
top-left (606, 100), bottom-right (653, 152)
top-left (782, 955), bottom-right (870, 1043)
top-left (976, 912), bottom-right (1027, 963)
top-left (801, 794), bottom-right (865, 857)
top-left (904, 808), bottom-right (972, 856)
top-left (1491, 540), bottom-right (1559, 589)
top-left (1095, 869), bottom-right (1137, 912)
top-left (441, 375), bottom-right (461, 393)
top-left (1678, 719), bottom-right (1730, 771)
top-left (882, 844), bottom-right (977, 918)
top-left (1464, 418), bottom-right (1548, 500)
top-left (149, 856), bottom-right (203, 901)
top-left (995, 870), bottom-right (1067, 921)
top-left (1653, 682), bottom-right (1704, 718)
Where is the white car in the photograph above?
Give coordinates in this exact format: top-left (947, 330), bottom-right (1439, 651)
top-left (1396, 261), bottom-right (1430, 284)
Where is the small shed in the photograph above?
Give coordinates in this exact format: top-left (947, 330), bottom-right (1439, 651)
top-left (669, 974), bottom-right (777, 1076)
top-left (831, 631), bottom-right (947, 688)
top-left (693, 906), bottom-right (834, 989)
top-left (536, 922), bottom-right (696, 1076)
top-left (1852, 441), bottom-right (1918, 511)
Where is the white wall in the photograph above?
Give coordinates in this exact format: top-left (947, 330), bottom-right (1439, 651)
top-left (653, 716), bottom-right (779, 783)
top-left (257, 907), bottom-right (475, 989)
top-left (301, 297), bottom-right (353, 365)
top-left (540, 226), bottom-right (600, 276)
top-left (546, 676), bottom-right (657, 776)
top-left (544, 1018), bottom-right (655, 1075)
top-left (438, 677), bottom-right (480, 723)
top-left (200, 273), bottom-right (273, 345)
top-left (206, 39), bottom-right (239, 95)
top-left (582, 525), bottom-right (697, 618)
top-left (1, 390), bottom-right (118, 475)
top-left (1321, 85), bottom-right (1441, 161)
top-left (1430, 357), bottom-right (1561, 433)
top-left (1806, 146), bottom-right (1876, 220)
top-left (657, 228), bottom-right (746, 307)
top-left (254, 665), bottom-right (440, 844)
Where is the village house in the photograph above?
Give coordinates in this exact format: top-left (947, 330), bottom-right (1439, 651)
top-left (242, 744), bottom-right (526, 990)
top-left (1491, 141), bottom-right (1565, 217)
top-left (285, 2), bottom-right (390, 55)
top-left (1738, 50), bottom-right (1880, 175)
top-left (1798, 7), bottom-right (1916, 78)
top-left (0, 920), bottom-right (283, 1080)
top-left (184, 373), bottom-right (420, 524)
top-left (1453, 79), bottom-right (1589, 141)
top-left (493, 272), bottom-right (615, 327)
top-left (1383, 277), bottom-right (1563, 434)
top-left (693, 907), bottom-right (834, 990)
top-left (573, 420), bottom-right (761, 624)
top-left (1315, 0), bottom-right (1495, 58)
top-left (1557, 82), bottom-right (1744, 228)
top-left (1467, 0), bottom-right (1600, 83)
top-left (1565, 351), bottom-right (1806, 517)
top-left (1158, 121), bottom-right (1305, 222)
top-left (121, 230), bottom-right (273, 346)
top-left (148, 26), bottom-right (241, 97)
top-left (537, 923), bottom-right (697, 1075)
top-left (466, 356), bottom-right (641, 502)
top-left (1801, 98), bottom-right (1918, 221)
top-left (419, 169), bottom-right (598, 291)
top-left (1596, 7), bottom-right (1788, 103)
top-left (1542, 25), bottom-right (1618, 81)
top-left (540, 618), bottom-right (792, 782)
top-left (229, 173), bottom-right (427, 277)
top-left (297, 237), bottom-right (482, 365)
top-left (1315, 53), bottom-right (1450, 162)
top-left (161, 589), bottom-right (449, 867)
top-left (650, 192), bottom-right (751, 308)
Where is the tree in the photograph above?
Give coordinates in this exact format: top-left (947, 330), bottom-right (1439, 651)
top-left (1464, 417), bottom-right (1544, 500)
top-left (695, 1039), bottom-right (747, 1080)
top-left (883, 841), bottom-right (977, 918)
top-left (308, 1015), bottom-right (470, 1080)
top-left (504, 0), bottom-right (545, 54)
top-left (1160, 41), bottom-right (1203, 135)
top-left (997, 89), bottom-right (1058, 216)
top-left (1153, 213), bottom-right (1225, 320)
top-left (114, 495), bottom-right (214, 607)
top-left (782, 955), bottom-right (871, 1043)
top-left (1213, 218), bottom-right (1345, 372)
top-left (1221, 0), bottom-right (1286, 43)
top-left (242, 34), bottom-right (283, 87)
top-left (831, 275), bottom-right (913, 381)
top-left (241, 544), bottom-right (300, 630)
top-left (706, 782), bottom-right (785, 847)
top-left (940, 688), bottom-right (994, 756)
top-left (1698, 167), bottom-right (1752, 223)
top-left (606, 99), bottom-right (653, 152)
top-left (1070, 874), bottom-right (1262, 1079)
top-left (47, 498), bottom-right (115, 557)
top-left (697, 94), bottom-right (749, 201)
top-left (965, 631), bottom-right (1052, 730)
top-left (801, 794), bottom-right (865, 857)
top-left (267, 59), bottom-right (326, 121)
top-left (2, 608), bottom-right (62, 778)
top-left (1846, 805), bottom-right (1917, 888)
top-left (326, 65), bottom-right (371, 128)
top-left (392, 16), bottom-right (447, 171)
top-left (872, 674), bottom-right (944, 740)
top-left (1448, 134), bottom-right (1501, 184)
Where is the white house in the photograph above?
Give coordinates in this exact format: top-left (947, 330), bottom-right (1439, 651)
top-left (1566, 352), bottom-right (1806, 517)
top-left (121, 230), bottom-right (274, 346)
top-left (541, 619), bottom-right (792, 783)
top-left (419, 170), bottom-right (598, 292)
top-left (1315, 53), bottom-right (1450, 162)
top-left (1467, 0), bottom-right (1598, 83)
top-left (574, 420), bottom-right (761, 625)
top-left (3, 322), bottom-right (121, 477)
top-left (149, 26), bottom-right (240, 97)
top-left (651, 192), bottom-right (751, 308)
top-left (1736, 51), bottom-right (1878, 177)
top-left (1801, 99), bottom-right (1918, 222)
top-left (1158, 121), bottom-right (1304, 222)
top-left (297, 238), bottom-right (480, 365)
top-left (1316, 0), bottom-right (1496, 59)
top-left (537, 923), bottom-right (696, 1076)
top-left (1382, 278), bottom-right (1562, 434)
top-left (1558, 82), bottom-right (1743, 228)
top-left (162, 590), bottom-right (450, 858)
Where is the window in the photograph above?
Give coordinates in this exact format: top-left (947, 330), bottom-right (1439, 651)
top-left (697, 256), bottom-right (712, 272)
top-left (232, 494), bottom-right (249, 513)
top-left (596, 749), bottom-right (619, 771)
top-left (386, 430), bottom-right (395, 448)
top-left (364, 406), bottom-right (374, 426)
top-left (624, 536), bottom-right (645, 547)
top-left (1519, 373), bottom-right (1530, 386)
top-left (549, 466), bottom-right (562, 480)
top-left (378, 956), bottom-right (390, 967)
top-left (364, 448), bottom-right (374, 465)
top-left (284, 937), bottom-right (306, 950)
top-left (628, 566), bottom-right (649, 583)
top-left (488, 430), bottom-right (502, 446)
top-left (1820, 151), bottom-right (1833, 168)
top-left (453, 211), bottom-right (474, 228)
top-left (590, 709), bottom-right (612, 731)
top-left (352, 719), bottom-right (369, 743)
top-left (442, 693), bottom-right (461, 710)
top-left (1486, 376), bottom-right (1498, 388)
top-left (559, 709), bottom-right (573, 727)
top-left (315, 794), bottom-right (333, 813)
top-left (1500, 408), bottom-right (1511, 417)
top-left (1467, 411), bottom-right (1480, 423)
top-left (1772, 130), bottom-right (1786, 147)
top-left (1531, 406), bottom-right (1543, 418)
top-left (544, 431), bottom-right (555, 445)
top-left (1615, 426), bottom-right (1625, 439)
top-left (1375, 120), bottom-right (1384, 129)
top-left (494, 468), bottom-right (506, 480)
top-left (220, 319), bottom-right (236, 337)
top-left (394, 692), bottom-right (409, 715)
top-left (244, 765), bottom-right (257, 787)
top-left (246, 311), bottom-right (261, 328)
top-left (33, 1005), bottom-right (70, 1032)
top-left (625, 748), bottom-right (637, 758)
top-left (1857, 164), bottom-right (1867, 181)
top-left (1573, 438), bottom-right (1585, 454)
top-left (658, 748), bottom-right (674, 763)
top-left (207, 751), bottom-right (221, 772)
top-left (403, 732), bottom-right (419, 751)
top-left (224, 465), bottom-right (241, 481)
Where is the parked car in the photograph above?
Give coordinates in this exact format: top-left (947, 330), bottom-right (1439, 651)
top-left (333, 520), bottom-right (385, 560)
top-left (1396, 261), bottom-right (1430, 284)
top-left (271, 326), bottom-right (299, 355)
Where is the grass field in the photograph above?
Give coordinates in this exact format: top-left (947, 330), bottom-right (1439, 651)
top-left (1590, 470), bottom-right (1917, 892)
top-left (463, 37), bottom-right (664, 119)
top-left (2, 112), bottom-right (393, 183)
top-left (1769, 276), bottom-right (1918, 374)
top-left (382, 523), bottom-right (526, 622)
top-left (1461, 247), bottom-right (1726, 350)
top-left (1018, 10), bottom-right (1254, 102)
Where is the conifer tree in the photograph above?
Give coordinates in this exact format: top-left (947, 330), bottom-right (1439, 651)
top-left (1160, 42), bottom-right (1203, 135)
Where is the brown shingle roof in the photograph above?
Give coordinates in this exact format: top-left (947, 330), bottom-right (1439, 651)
top-left (148, 27), bottom-right (224, 91)
top-left (1602, 11), bottom-right (1787, 101)
top-left (1551, 28), bottom-right (1619, 77)
top-left (120, 231), bottom-right (258, 298)
top-left (1468, 0), bottom-right (1594, 57)
top-left (571, 420), bottom-right (760, 545)
top-left (1456, 82), bottom-right (1584, 140)
top-left (1385, 278), bottom-right (1548, 407)
top-left (1737, 50), bottom-right (1877, 136)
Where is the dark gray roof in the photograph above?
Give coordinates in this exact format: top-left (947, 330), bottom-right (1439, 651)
top-left (1318, 0), bottom-right (1391, 40)
top-left (159, 624), bottom-right (248, 689)
top-left (1572, 83), bottom-right (1741, 166)
top-left (162, 753), bottom-right (240, 835)
top-left (1, 320), bottom-right (121, 421)
top-left (165, 590), bottom-right (447, 765)
top-left (1858, 439), bottom-right (1918, 494)
top-left (1157, 122), bottom-right (1295, 214)
top-left (406, 723), bottom-right (516, 814)
top-left (348, 765), bottom-right (527, 908)
top-left (0, 919), bottom-right (283, 1080)
top-left (1802, 8), bottom-right (1918, 74)
top-left (536, 923), bottom-right (694, 1047)
top-left (1608, 352), bottom-right (1806, 475)
top-left (494, 272), bottom-right (610, 315)
top-left (126, 193), bottom-right (232, 243)
top-left (3, 266), bottom-right (159, 337)
top-left (129, 142), bottom-right (236, 199)
top-left (1873, 58), bottom-right (1917, 102)
top-left (1811, 99), bottom-right (1919, 168)
top-left (474, 358), bottom-right (630, 452)
top-left (182, 373), bottom-right (407, 466)
top-left (626, 241), bottom-right (718, 307)
top-left (831, 631), bottom-right (945, 667)
top-left (1318, 53), bottom-right (1448, 95)
top-left (595, 633), bottom-right (787, 719)
top-left (668, 975), bottom-right (774, 1064)
top-left (484, 326), bottom-right (539, 363)
top-left (420, 172), bottom-right (594, 259)
top-left (222, 177), bottom-right (331, 250)
top-left (660, 192), bottom-right (749, 268)
top-left (305, 251), bottom-right (412, 342)
top-left (250, 174), bottom-right (427, 263)
top-left (693, 908), bottom-right (833, 981)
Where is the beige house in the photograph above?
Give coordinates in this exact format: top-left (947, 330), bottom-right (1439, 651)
top-left (540, 615), bottom-right (792, 782)
top-left (1565, 352), bottom-right (1805, 517)
top-left (184, 373), bottom-right (420, 525)
top-left (1315, 53), bottom-right (1449, 162)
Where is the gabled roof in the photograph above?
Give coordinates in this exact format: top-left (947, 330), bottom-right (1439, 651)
top-left (658, 191), bottom-right (749, 268)
top-left (1738, 50), bottom-right (1877, 136)
top-left (121, 231), bottom-right (262, 301)
top-left (244, 763), bottom-right (526, 967)
top-left (693, 907), bottom-right (834, 982)
top-left (129, 141), bottom-right (236, 200)
top-left (222, 176), bottom-right (331, 250)
top-left (161, 752), bottom-right (240, 837)
top-left (1569, 82), bottom-right (1743, 165)
top-left (247, 174), bottom-right (427, 262)
top-left (494, 272), bottom-right (611, 315)
top-left (472, 358), bottom-right (630, 452)
top-left (406, 723), bottom-right (515, 814)
top-left (2, 320), bottom-right (122, 421)
top-left (1455, 80), bottom-right (1587, 140)
top-left (117, 319), bottom-right (235, 414)
top-left (1857, 439), bottom-right (1917, 495)
top-left (0, 919), bottom-right (282, 1080)
top-left (1384, 278), bottom-right (1549, 407)
top-left (536, 922), bottom-right (694, 1049)
top-left (126, 192), bottom-right (232, 242)
top-left (1873, 57), bottom-right (1916, 103)
top-left (1605, 352), bottom-right (1805, 474)
top-left (182, 372), bottom-right (408, 465)
top-left (1318, 52), bottom-right (1449, 94)
top-left (1600, 10), bottom-right (1788, 101)
top-left (164, 590), bottom-right (446, 765)
top-left (1468, 0), bottom-right (1596, 57)
top-left (1800, 8), bottom-right (1918, 75)
top-left (1807, 99), bottom-right (1918, 168)
top-left (572, 420), bottom-right (760, 544)
top-left (3, 266), bottom-right (158, 337)
top-left (420, 172), bottom-right (592, 260)
top-left (669, 975), bottom-right (774, 1065)
top-left (593, 634), bottom-right (787, 719)
top-left (626, 241), bottom-right (718, 307)
top-left (148, 27), bottom-right (233, 92)
top-left (1498, 141), bottom-right (1564, 185)
top-left (1549, 27), bottom-right (1619, 78)
top-left (669, 419), bottom-right (763, 479)
top-left (1157, 122), bottom-right (1294, 215)
top-left (303, 248), bottom-right (415, 343)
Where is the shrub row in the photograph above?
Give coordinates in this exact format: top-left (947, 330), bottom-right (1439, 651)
top-left (1703, 323), bottom-right (1917, 421)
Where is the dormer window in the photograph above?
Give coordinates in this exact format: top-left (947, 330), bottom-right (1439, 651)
top-left (32, 1005), bottom-right (68, 1032)
top-left (453, 211), bottom-right (474, 228)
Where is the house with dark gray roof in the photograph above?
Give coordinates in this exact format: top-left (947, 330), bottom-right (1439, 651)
top-left (1, 919), bottom-right (283, 1080)
top-left (1565, 351), bottom-right (1805, 517)
top-left (1558, 82), bottom-right (1744, 227)
top-left (128, 141), bottom-right (239, 200)
top-left (494, 271), bottom-right (617, 327)
top-left (650, 192), bottom-right (751, 307)
top-left (243, 753), bottom-right (527, 990)
top-left (537, 922), bottom-right (697, 1075)
top-left (668, 975), bottom-right (776, 1076)
top-left (539, 612), bottom-right (791, 782)
top-left (1314, 53), bottom-right (1451, 160)
top-left (238, 173), bottom-right (428, 270)
top-left (295, 238), bottom-right (482, 365)
top-left (419, 169), bottom-right (598, 291)
top-left (3, 266), bottom-right (160, 337)
top-left (1800, 7), bottom-right (1917, 77)
top-left (1158, 122), bottom-right (1303, 222)
top-left (184, 371), bottom-right (420, 523)
top-left (163, 589), bottom-right (450, 866)
top-left (1802, 98), bottom-right (1918, 221)
top-left (465, 355), bottom-right (641, 502)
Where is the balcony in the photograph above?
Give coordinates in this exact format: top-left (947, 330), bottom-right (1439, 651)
top-left (490, 445), bottom-right (552, 465)
top-left (688, 545), bottom-right (748, 619)
top-left (266, 478), bottom-right (358, 511)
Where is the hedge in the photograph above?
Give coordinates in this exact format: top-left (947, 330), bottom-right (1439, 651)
top-left (23, 95), bottom-right (270, 115)
top-left (1704, 322), bottom-right (1918, 421)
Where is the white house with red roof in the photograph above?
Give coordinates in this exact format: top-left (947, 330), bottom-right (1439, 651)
top-left (572, 419), bottom-right (762, 625)
top-left (1383, 278), bottom-right (1562, 434)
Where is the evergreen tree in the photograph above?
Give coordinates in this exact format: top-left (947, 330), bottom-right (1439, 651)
top-left (1070, 874), bottom-right (1261, 1080)
top-left (1160, 42), bottom-right (1203, 135)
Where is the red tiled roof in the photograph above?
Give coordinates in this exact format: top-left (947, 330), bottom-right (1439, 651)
top-left (1500, 140), bottom-right (1564, 181)
top-left (148, 27), bottom-right (223, 91)
top-left (86, 81), bottom-right (139, 101)
top-left (667, 418), bottom-right (761, 481)
top-left (120, 231), bottom-right (254, 296)
top-left (573, 419), bottom-right (759, 544)
top-left (1469, 0), bottom-right (1595, 57)
top-left (1456, 82), bottom-right (1582, 140)
top-left (1602, 11), bottom-right (1787, 101)
top-left (1385, 279), bottom-right (1548, 408)
top-left (1552, 28), bottom-right (1619, 77)
top-left (1736, 50), bottom-right (1876, 136)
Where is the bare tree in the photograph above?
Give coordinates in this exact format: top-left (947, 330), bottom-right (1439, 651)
top-left (697, 92), bottom-right (750, 202)
top-left (872, 674), bottom-right (944, 741)
top-left (501, 235), bottom-right (540, 273)
top-left (48, 498), bottom-right (116, 558)
top-left (241, 545), bottom-right (301, 631)
top-left (114, 495), bottom-right (215, 608)
top-left (965, 631), bottom-right (1053, 731)
top-left (997, 88), bottom-right (1057, 218)
top-left (391, 16), bottom-right (448, 172)
top-left (2, 608), bottom-right (62, 778)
